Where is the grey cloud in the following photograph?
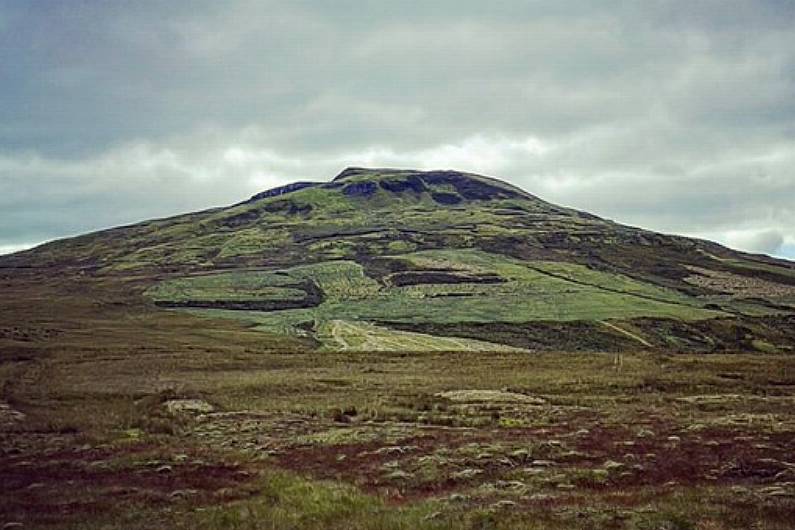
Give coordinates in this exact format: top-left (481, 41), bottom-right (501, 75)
top-left (4, 0), bottom-right (789, 153)
top-left (728, 230), bottom-right (785, 254)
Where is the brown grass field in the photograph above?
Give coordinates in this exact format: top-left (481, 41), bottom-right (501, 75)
top-left (1, 271), bottom-right (794, 529)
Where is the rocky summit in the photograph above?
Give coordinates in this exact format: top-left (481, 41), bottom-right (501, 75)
top-left (4, 167), bottom-right (795, 353)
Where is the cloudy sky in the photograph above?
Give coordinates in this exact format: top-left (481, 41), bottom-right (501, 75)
top-left (1, 1), bottom-right (794, 258)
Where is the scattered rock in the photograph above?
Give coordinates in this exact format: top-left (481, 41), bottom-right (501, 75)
top-left (759, 486), bottom-right (794, 498)
top-left (170, 489), bottom-right (199, 499)
top-left (510, 448), bottom-right (531, 459)
top-left (495, 480), bottom-right (526, 490)
top-left (384, 469), bottom-right (411, 481)
top-left (528, 493), bottom-right (555, 501)
top-left (435, 390), bottom-right (546, 404)
top-left (561, 449), bottom-right (587, 459)
top-left (677, 394), bottom-right (745, 405)
top-left (123, 428), bottom-right (143, 439)
top-left (453, 468), bottom-right (483, 479)
top-left (0, 401), bottom-right (25, 426)
top-left (371, 445), bottom-right (418, 456)
top-left (215, 487), bottom-right (237, 499)
top-left (164, 399), bottom-right (215, 415)
top-left (775, 469), bottom-right (795, 481)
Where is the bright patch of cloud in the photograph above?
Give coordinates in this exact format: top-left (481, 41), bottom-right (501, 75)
top-left (341, 135), bottom-right (551, 175)
top-left (777, 243), bottom-right (795, 260)
top-left (0, 243), bottom-right (36, 256)
top-left (716, 229), bottom-right (785, 255)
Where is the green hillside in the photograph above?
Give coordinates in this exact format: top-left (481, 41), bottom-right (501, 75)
top-left (5, 167), bottom-right (795, 352)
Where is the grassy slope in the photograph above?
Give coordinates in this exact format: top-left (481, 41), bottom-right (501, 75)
top-left (147, 270), bottom-right (307, 302)
top-left (315, 319), bottom-right (525, 352)
top-left (2, 167), bottom-right (794, 354)
top-left (149, 250), bottom-right (722, 350)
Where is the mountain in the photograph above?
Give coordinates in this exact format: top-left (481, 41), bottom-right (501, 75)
top-left (4, 167), bottom-right (795, 352)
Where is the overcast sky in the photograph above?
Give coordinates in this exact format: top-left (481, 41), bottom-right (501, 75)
top-left (1, 1), bottom-right (794, 258)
